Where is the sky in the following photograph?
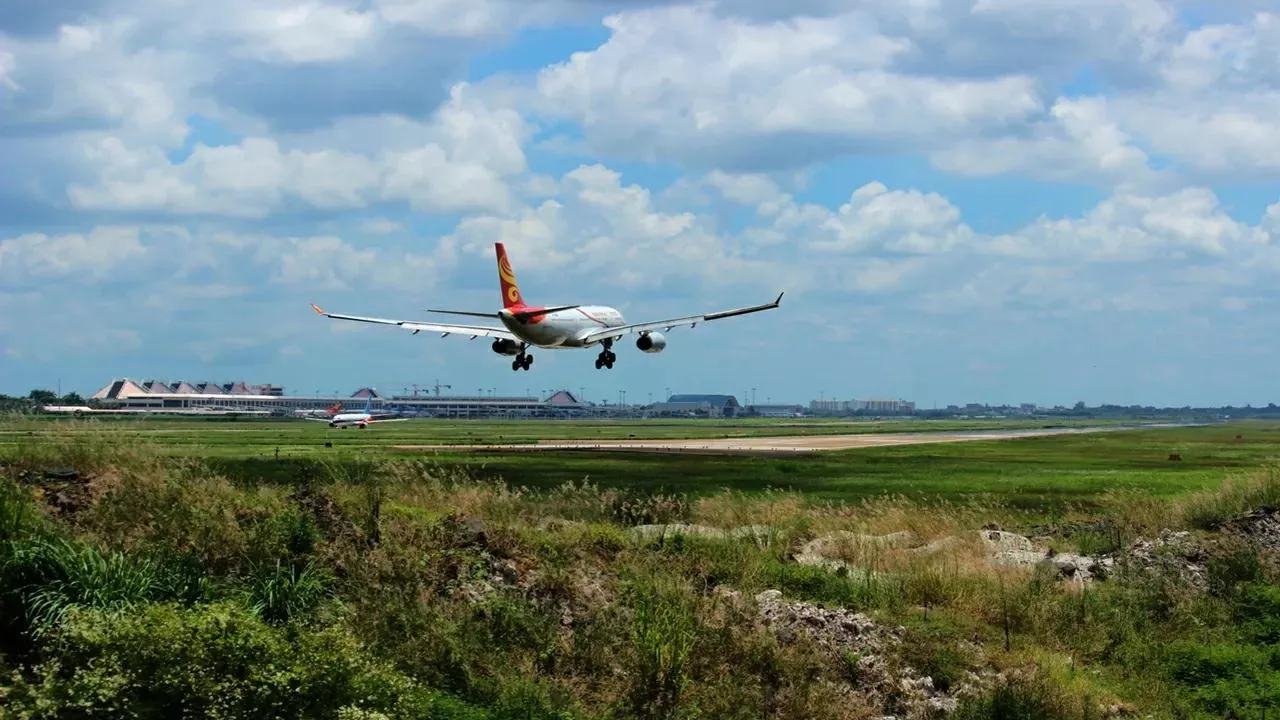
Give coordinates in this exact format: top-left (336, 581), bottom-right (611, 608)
top-left (1, 0), bottom-right (1278, 408)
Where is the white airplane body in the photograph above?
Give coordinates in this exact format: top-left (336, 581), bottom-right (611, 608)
top-left (303, 398), bottom-right (408, 428)
top-left (311, 242), bottom-right (783, 371)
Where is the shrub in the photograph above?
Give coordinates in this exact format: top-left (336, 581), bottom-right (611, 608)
top-left (0, 601), bottom-right (489, 719)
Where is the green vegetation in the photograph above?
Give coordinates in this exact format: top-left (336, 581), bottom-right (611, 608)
top-left (0, 419), bottom-right (1278, 718)
top-left (0, 414), bottom-right (1148, 454)
top-left (6, 416), bottom-right (1276, 509)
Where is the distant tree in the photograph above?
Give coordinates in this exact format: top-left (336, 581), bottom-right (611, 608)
top-left (60, 392), bottom-right (85, 405)
top-left (28, 389), bottom-right (57, 403)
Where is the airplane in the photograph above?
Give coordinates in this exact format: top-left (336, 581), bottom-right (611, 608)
top-left (309, 242), bottom-right (783, 372)
top-left (294, 401), bottom-right (343, 419)
top-left (303, 396), bottom-right (408, 429)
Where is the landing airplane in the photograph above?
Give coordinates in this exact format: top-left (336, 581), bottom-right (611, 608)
top-left (310, 242), bottom-right (783, 371)
top-left (304, 397), bottom-right (408, 429)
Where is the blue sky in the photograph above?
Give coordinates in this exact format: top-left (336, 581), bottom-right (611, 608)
top-left (1, 0), bottom-right (1278, 407)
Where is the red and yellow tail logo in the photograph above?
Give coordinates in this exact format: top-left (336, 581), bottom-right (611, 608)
top-left (495, 243), bottom-right (524, 309)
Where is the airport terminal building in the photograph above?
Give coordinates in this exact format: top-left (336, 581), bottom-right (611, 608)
top-left (89, 378), bottom-right (593, 419)
top-left (81, 378), bottom-right (816, 420)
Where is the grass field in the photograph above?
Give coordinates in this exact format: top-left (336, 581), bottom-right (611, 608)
top-left (3, 416), bottom-right (1279, 718)
top-left (0, 414), bottom-right (1149, 454)
top-left (4, 415), bottom-right (1276, 513)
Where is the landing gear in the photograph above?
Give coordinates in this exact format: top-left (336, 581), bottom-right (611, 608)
top-left (511, 347), bottom-right (533, 371)
top-left (594, 340), bottom-right (616, 370)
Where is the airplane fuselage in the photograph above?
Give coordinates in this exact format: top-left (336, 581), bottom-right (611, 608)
top-left (499, 305), bottom-right (627, 348)
top-left (329, 412), bottom-right (372, 427)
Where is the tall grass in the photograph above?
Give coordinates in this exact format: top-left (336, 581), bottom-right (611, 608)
top-left (3, 425), bottom-right (1280, 718)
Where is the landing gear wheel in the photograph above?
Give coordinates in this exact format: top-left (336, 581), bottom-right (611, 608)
top-left (595, 350), bottom-right (616, 369)
top-left (512, 352), bottom-right (534, 371)
top-left (522, 354), bottom-right (533, 370)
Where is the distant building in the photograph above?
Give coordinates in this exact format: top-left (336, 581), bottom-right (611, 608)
top-left (749, 404), bottom-right (805, 418)
top-left (649, 394), bottom-right (741, 418)
top-left (853, 399), bottom-right (915, 414)
top-left (808, 397), bottom-right (915, 415)
top-left (808, 399), bottom-right (849, 414)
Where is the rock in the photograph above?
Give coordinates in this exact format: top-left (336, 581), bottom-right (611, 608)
top-left (1115, 530), bottom-right (1209, 590)
top-left (729, 524), bottom-right (782, 548)
top-left (627, 523), bottom-right (729, 541)
top-left (792, 530), bottom-right (918, 579)
top-left (1221, 506), bottom-right (1280, 554)
top-left (752, 588), bottom-right (961, 718)
top-left (904, 535), bottom-right (962, 556)
top-left (980, 529), bottom-right (1045, 567)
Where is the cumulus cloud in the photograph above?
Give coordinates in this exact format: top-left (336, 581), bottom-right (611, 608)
top-left (522, 2), bottom-right (1280, 186)
top-left (983, 188), bottom-right (1272, 262)
top-left (449, 163), bottom-right (806, 296)
top-left (0, 226), bottom-right (146, 281)
top-left (534, 4), bottom-right (1044, 171)
top-left (65, 84), bottom-right (530, 217)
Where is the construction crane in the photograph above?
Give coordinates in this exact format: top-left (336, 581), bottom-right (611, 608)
top-left (410, 381), bottom-right (452, 398)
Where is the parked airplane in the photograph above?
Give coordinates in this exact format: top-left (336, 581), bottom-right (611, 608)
top-left (294, 401), bottom-right (342, 419)
top-left (304, 397), bottom-right (408, 429)
top-left (310, 242), bottom-right (783, 372)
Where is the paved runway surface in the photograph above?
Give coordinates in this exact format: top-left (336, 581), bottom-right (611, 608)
top-left (392, 425), bottom-right (1125, 455)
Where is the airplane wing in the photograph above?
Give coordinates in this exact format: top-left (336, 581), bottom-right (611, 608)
top-left (310, 304), bottom-right (518, 341)
top-left (578, 292), bottom-right (784, 345)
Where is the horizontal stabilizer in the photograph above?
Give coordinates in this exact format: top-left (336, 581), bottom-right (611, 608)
top-left (512, 304), bottom-right (580, 321)
top-left (426, 308), bottom-right (500, 319)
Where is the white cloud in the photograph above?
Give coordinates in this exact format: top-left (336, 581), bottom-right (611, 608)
top-left (0, 50), bottom-right (17, 90)
top-left (0, 226), bottom-right (146, 279)
top-left (66, 83), bottom-right (529, 217)
top-left (230, 1), bottom-right (380, 63)
top-left (359, 218), bottom-right (405, 235)
top-left (983, 188), bottom-right (1271, 262)
top-left (811, 182), bottom-right (974, 255)
top-left (2, 19), bottom-right (202, 146)
top-left (534, 4), bottom-right (1043, 171)
top-left (931, 97), bottom-right (1158, 187)
top-left (450, 163), bottom-right (809, 295)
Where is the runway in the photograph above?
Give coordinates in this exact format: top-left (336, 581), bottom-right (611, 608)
top-left (391, 425), bottom-right (1129, 455)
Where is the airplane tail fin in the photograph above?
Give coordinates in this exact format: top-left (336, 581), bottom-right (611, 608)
top-left (495, 243), bottom-right (525, 309)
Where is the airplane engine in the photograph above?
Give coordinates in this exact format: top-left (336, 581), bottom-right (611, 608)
top-left (491, 338), bottom-right (521, 356)
top-left (636, 331), bottom-right (667, 353)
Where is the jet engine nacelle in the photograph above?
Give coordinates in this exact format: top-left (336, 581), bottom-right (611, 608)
top-left (491, 338), bottom-right (521, 356)
top-left (636, 331), bottom-right (667, 353)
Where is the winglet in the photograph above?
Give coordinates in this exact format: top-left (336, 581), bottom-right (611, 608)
top-left (773, 292), bottom-right (784, 306)
top-left (310, 303), bottom-right (326, 316)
